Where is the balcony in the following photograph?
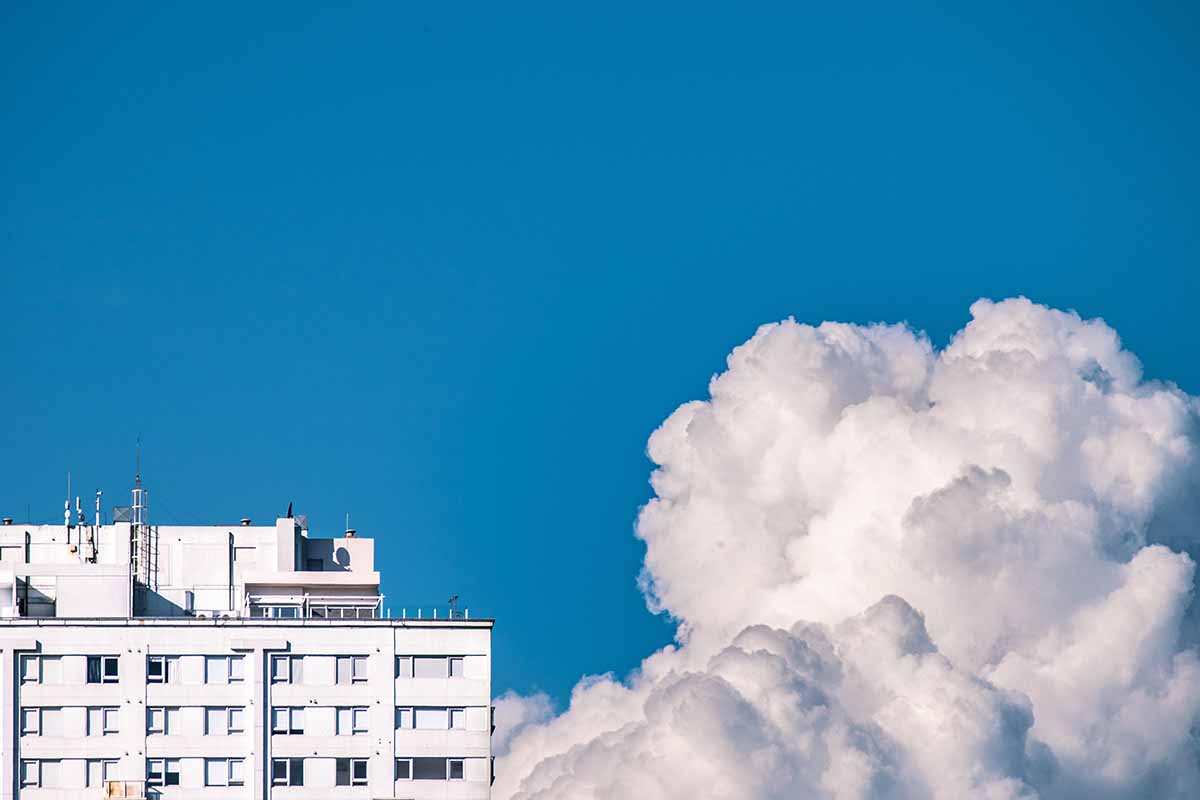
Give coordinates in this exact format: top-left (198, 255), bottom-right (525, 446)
top-left (246, 593), bottom-right (383, 620)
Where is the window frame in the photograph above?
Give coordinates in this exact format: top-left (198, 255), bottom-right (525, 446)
top-left (396, 706), bottom-right (414, 729)
top-left (87, 654), bottom-right (119, 684)
top-left (20, 760), bottom-right (39, 788)
top-left (146, 758), bottom-right (181, 787)
top-left (271, 654), bottom-right (303, 684)
top-left (450, 707), bottom-right (466, 730)
top-left (204, 757), bottom-right (246, 787)
top-left (336, 654), bottom-right (369, 684)
top-left (205, 654), bottom-right (245, 684)
top-left (20, 707), bottom-right (39, 735)
top-left (336, 757), bottom-right (369, 786)
top-left (271, 757), bottom-right (305, 787)
top-left (89, 706), bottom-right (120, 736)
top-left (271, 706), bottom-right (305, 735)
top-left (146, 655), bottom-right (178, 684)
top-left (20, 654), bottom-right (39, 684)
top-left (147, 706), bottom-right (176, 736)
top-left (86, 759), bottom-right (119, 788)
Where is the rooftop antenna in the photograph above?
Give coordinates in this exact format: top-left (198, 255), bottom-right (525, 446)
top-left (65, 471), bottom-right (72, 530)
top-left (448, 594), bottom-right (460, 618)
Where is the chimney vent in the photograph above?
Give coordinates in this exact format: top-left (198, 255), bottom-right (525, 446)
top-left (240, 518), bottom-right (252, 526)
top-left (2, 518), bottom-right (11, 525)
top-left (345, 528), bottom-right (356, 538)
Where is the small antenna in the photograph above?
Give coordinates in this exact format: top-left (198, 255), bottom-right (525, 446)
top-left (448, 594), bottom-right (460, 617)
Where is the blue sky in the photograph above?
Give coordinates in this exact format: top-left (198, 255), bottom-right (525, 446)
top-left (1, 2), bottom-right (1197, 705)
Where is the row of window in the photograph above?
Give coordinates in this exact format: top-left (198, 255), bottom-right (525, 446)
top-left (149, 706), bottom-right (244, 736)
top-left (273, 758), bottom-right (467, 785)
top-left (19, 757), bottom-right (473, 788)
top-left (271, 654), bottom-right (368, 684)
top-left (21, 704), bottom-right (482, 736)
top-left (148, 758), bottom-right (245, 787)
top-left (19, 759), bottom-right (118, 789)
top-left (147, 655), bottom-right (241, 684)
top-left (20, 654), bottom-right (244, 685)
top-left (19, 653), bottom-right (473, 686)
top-left (21, 706), bottom-right (118, 736)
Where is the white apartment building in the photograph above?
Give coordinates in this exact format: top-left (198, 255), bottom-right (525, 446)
top-left (0, 480), bottom-right (493, 800)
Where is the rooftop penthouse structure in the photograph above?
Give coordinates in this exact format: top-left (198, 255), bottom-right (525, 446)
top-left (0, 476), bottom-right (494, 800)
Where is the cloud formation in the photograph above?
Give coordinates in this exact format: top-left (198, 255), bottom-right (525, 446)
top-left (496, 298), bottom-right (1200, 799)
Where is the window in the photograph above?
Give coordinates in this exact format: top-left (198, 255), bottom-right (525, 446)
top-left (147, 758), bottom-right (181, 787)
top-left (205, 655), bottom-right (244, 684)
top-left (336, 655), bottom-right (368, 684)
top-left (336, 758), bottom-right (369, 786)
top-left (337, 706), bottom-right (369, 735)
top-left (87, 655), bottom-right (119, 683)
top-left (412, 656), bottom-right (444, 678)
top-left (147, 655), bottom-right (178, 683)
top-left (404, 757), bottom-right (466, 781)
top-left (411, 655), bottom-right (465, 678)
top-left (205, 758), bottom-right (246, 787)
top-left (20, 707), bottom-right (39, 735)
top-left (206, 706), bottom-right (245, 735)
top-left (21, 760), bottom-right (61, 788)
top-left (254, 604), bottom-right (300, 618)
top-left (87, 759), bottom-right (118, 787)
top-left (272, 758), bottom-right (304, 786)
top-left (271, 654), bottom-right (303, 684)
top-left (408, 706), bottom-right (467, 730)
top-left (415, 707), bottom-right (449, 730)
top-left (412, 757), bottom-right (448, 780)
top-left (88, 706), bottom-right (120, 735)
top-left (20, 655), bottom-right (63, 684)
top-left (271, 706), bottom-right (304, 735)
top-left (147, 706), bottom-right (178, 735)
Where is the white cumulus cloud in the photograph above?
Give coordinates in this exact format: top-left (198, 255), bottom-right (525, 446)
top-left (495, 297), bottom-right (1200, 800)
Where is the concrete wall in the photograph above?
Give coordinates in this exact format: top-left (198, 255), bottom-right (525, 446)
top-left (0, 619), bottom-right (492, 800)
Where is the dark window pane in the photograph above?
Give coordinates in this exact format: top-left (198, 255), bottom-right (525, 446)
top-left (290, 758), bottom-right (304, 786)
top-left (412, 758), bottom-right (447, 780)
top-left (396, 760), bottom-right (411, 780)
top-left (450, 759), bottom-right (464, 780)
top-left (336, 759), bottom-right (350, 786)
top-left (87, 657), bottom-right (101, 683)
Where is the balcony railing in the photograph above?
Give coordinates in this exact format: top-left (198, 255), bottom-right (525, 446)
top-left (246, 593), bottom-right (383, 620)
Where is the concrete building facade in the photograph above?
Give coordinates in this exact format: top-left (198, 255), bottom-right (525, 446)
top-left (0, 485), bottom-right (493, 800)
